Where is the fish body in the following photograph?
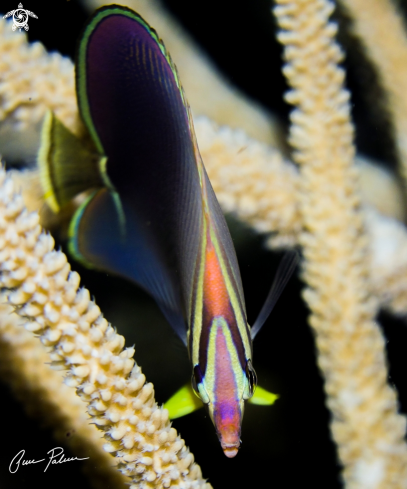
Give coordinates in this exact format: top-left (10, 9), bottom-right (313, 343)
top-left (38, 5), bottom-right (297, 457)
top-left (188, 189), bottom-right (254, 456)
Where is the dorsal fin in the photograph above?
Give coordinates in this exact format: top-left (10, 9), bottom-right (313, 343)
top-left (70, 6), bottom-right (205, 342)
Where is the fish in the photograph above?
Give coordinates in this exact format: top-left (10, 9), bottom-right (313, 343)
top-left (37, 4), bottom-right (299, 458)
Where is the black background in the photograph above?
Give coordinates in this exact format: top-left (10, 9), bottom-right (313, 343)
top-left (0, 1), bottom-right (407, 488)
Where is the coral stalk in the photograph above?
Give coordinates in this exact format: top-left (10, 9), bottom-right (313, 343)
top-left (0, 166), bottom-right (210, 489)
top-left (0, 23), bottom-right (77, 133)
top-left (0, 19), bottom-right (81, 163)
top-left (274, 0), bottom-right (407, 487)
top-left (197, 117), bottom-right (407, 317)
top-left (339, 0), bottom-right (407, 195)
top-left (0, 300), bottom-right (130, 489)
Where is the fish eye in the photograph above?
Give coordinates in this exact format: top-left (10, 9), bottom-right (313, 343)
top-left (191, 365), bottom-right (210, 404)
top-left (191, 372), bottom-right (199, 398)
top-left (243, 360), bottom-right (257, 400)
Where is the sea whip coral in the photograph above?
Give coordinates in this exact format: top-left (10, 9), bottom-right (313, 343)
top-left (0, 300), bottom-right (130, 489)
top-left (196, 117), bottom-right (407, 317)
top-left (0, 166), bottom-right (210, 489)
top-left (0, 20), bottom-right (77, 133)
top-left (339, 0), bottom-right (407, 194)
top-left (274, 0), bottom-right (407, 486)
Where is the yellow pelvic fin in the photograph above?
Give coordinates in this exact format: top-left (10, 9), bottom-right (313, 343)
top-left (164, 383), bottom-right (203, 419)
top-left (38, 110), bottom-right (104, 213)
top-left (248, 385), bottom-right (279, 406)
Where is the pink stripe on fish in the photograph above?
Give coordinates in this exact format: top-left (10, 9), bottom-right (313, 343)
top-left (213, 324), bottom-right (241, 458)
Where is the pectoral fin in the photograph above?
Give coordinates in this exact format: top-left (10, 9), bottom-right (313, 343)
top-left (164, 383), bottom-right (203, 419)
top-left (38, 110), bottom-right (104, 212)
top-left (248, 386), bottom-right (279, 406)
top-left (251, 251), bottom-right (299, 339)
top-left (165, 383), bottom-right (278, 419)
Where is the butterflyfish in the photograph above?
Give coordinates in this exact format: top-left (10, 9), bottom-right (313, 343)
top-left (38, 5), bottom-right (299, 458)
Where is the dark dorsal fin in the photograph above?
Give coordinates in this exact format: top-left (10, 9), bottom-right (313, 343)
top-left (69, 6), bottom-right (208, 342)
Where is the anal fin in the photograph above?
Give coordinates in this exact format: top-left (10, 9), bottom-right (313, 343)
top-left (38, 110), bottom-right (104, 212)
top-left (70, 188), bottom-right (188, 342)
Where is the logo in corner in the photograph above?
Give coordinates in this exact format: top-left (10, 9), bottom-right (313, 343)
top-left (3, 3), bottom-right (38, 31)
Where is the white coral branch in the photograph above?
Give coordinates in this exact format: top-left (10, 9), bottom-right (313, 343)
top-left (274, 0), bottom-right (407, 487)
top-left (0, 300), bottom-right (130, 489)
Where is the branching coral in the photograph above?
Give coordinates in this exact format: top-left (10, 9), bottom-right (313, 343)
top-left (197, 117), bottom-right (407, 317)
top-left (0, 300), bottom-right (130, 489)
top-left (366, 208), bottom-right (407, 315)
top-left (196, 117), bottom-right (302, 247)
top-left (0, 167), bottom-right (210, 489)
top-left (0, 19), bottom-right (82, 163)
top-left (274, 0), bottom-right (407, 487)
top-left (338, 0), bottom-right (407, 193)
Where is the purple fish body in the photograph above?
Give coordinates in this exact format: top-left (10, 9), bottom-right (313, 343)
top-left (38, 5), bottom-right (298, 457)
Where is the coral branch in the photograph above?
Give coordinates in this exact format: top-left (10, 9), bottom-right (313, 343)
top-left (0, 301), bottom-right (130, 489)
top-left (0, 20), bottom-right (78, 133)
top-left (0, 167), bottom-right (210, 489)
top-left (197, 117), bottom-right (407, 317)
top-left (274, 0), bottom-right (407, 486)
top-left (0, 19), bottom-right (82, 163)
top-left (366, 208), bottom-right (407, 316)
top-left (339, 0), bottom-right (407, 195)
top-left (196, 117), bottom-right (301, 247)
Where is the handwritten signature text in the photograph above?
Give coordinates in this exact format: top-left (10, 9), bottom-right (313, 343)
top-left (9, 447), bottom-right (89, 473)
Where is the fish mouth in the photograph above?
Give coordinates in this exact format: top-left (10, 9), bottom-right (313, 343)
top-left (221, 442), bottom-right (240, 458)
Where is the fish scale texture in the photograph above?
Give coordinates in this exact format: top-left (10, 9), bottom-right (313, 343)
top-left (0, 167), bottom-right (211, 489)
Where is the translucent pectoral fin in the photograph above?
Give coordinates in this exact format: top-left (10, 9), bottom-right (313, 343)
top-left (248, 386), bottom-right (279, 406)
top-left (38, 110), bottom-right (103, 212)
top-left (164, 383), bottom-right (203, 419)
top-left (251, 251), bottom-right (300, 339)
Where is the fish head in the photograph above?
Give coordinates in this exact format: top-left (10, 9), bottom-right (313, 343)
top-left (191, 363), bottom-right (243, 457)
top-left (191, 318), bottom-right (257, 458)
top-left (211, 393), bottom-right (244, 458)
